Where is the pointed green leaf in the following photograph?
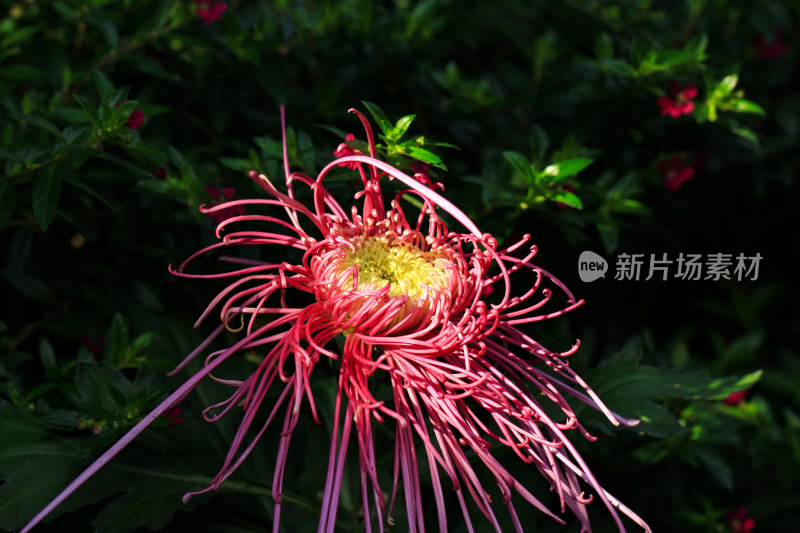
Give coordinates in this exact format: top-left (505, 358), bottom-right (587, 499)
top-left (0, 148), bottom-right (24, 164)
top-left (32, 166), bottom-right (62, 231)
top-left (0, 183), bottom-right (16, 230)
top-left (594, 33), bottom-right (613, 60)
top-left (729, 98), bottom-right (766, 115)
top-left (167, 146), bottom-right (188, 171)
top-left (543, 157), bottom-right (593, 182)
top-left (152, 0), bottom-right (177, 29)
top-left (585, 338), bottom-right (762, 438)
top-left (39, 337), bottom-right (57, 376)
top-left (94, 151), bottom-right (155, 178)
top-left (93, 69), bottom-right (115, 100)
top-left (95, 17), bottom-right (119, 48)
top-left (404, 146), bottom-right (446, 170)
top-left (0, 403), bottom-right (94, 530)
top-left (108, 86), bottom-right (132, 107)
top-left (502, 151), bottom-right (534, 183)
top-left (8, 113), bottom-right (66, 141)
top-left (316, 124), bottom-right (349, 139)
top-left (684, 33), bottom-right (708, 58)
top-left (597, 217), bottom-right (618, 253)
top-left (714, 74), bottom-right (738, 98)
top-left (361, 101), bottom-right (393, 136)
top-left (132, 332), bottom-right (156, 352)
top-left (528, 125), bottom-right (549, 167)
top-left (612, 198), bottom-right (650, 215)
top-left (730, 124), bottom-right (759, 145)
top-left (391, 114), bottom-right (416, 140)
top-left (551, 190), bottom-right (583, 209)
top-left (62, 123), bottom-right (90, 144)
top-left (69, 143), bottom-right (93, 169)
top-left (63, 172), bottom-right (117, 211)
top-left (72, 94), bottom-right (101, 127)
top-left (104, 314), bottom-right (130, 369)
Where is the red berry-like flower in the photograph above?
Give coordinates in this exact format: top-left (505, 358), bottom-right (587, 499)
top-left (726, 507), bottom-right (755, 533)
top-left (656, 81), bottom-right (698, 118)
top-left (204, 185), bottom-right (246, 224)
top-left (79, 334), bottom-right (104, 357)
top-left (723, 391), bottom-right (748, 406)
top-left (333, 133), bottom-right (361, 169)
top-left (194, 0), bottom-right (227, 24)
top-left (161, 406), bottom-right (184, 428)
top-left (126, 110), bottom-right (145, 129)
top-left (152, 167), bottom-right (167, 179)
top-left (658, 155), bottom-right (696, 192)
top-left (752, 29), bottom-right (787, 60)
top-left (116, 100), bottom-right (145, 129)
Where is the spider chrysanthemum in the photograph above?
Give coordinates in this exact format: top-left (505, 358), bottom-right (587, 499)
top-left (21, 108), bottom-right (650, 533)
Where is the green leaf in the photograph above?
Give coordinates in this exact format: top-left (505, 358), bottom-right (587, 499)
top-left (543, 157), bottom-right (593, 182)
top-left (0, 64), bottom-right (47, 82)
top-left (684, 33), bottom-right (708, 58)
top-left (597, 217), bottom-right (618, 253)
top-left (594, 33), bottom-right (613, 60)
top-left (104, 314), bottom-right (130, 369)
top-left (728, 123), bottom-right (760, 145)
top-left (8, 112), bottom-right (66, 141)
top-left (404, 146), bottom-right (446, 170)
top-left (612, 198), bottom-right (650, 215)
top-left (316, 124), bottom-right (349, 139)
top-left (729, 98), bottom-right (766, 115)
top-left (0, 402), bottom-right (94, 530)
top-left (152, 0), bottom-right (177, 29)
top-left (528, 124), bottom-right (549, 167)
top-left (391, 114), bottom-right (416, 140)
top-left (71, 94), bottom-right (101, 127)
top-left (39, 337), bottom-right (57, 376)
top-left (0, 147), bottom-right (24, 164)
top-left (32, 166), bottom-right (62, 231)
top-left (551, 190), bottom-right (583, 209)
top-left (598, 58), bottom-right (636, 77)
top-left (93, 70), bottom-right (115, 100)
top-left (108, 86), bottom-right (132, 108)
top-left (168, 146), bottom-right (188, 171)
top-left (0, 26), bottom-right (38, 48)
top-left (93, 151), bottom-right (155, 178)
top-left (63, 170), bottom-right (117, 212)
top-left (69, 143), bottom-right (93, 169)
top-left (502, 151), bottom-right (534, 183)
top-left (361, 101), bottom-right (393, 136)
top-left (714, 74), bottom-right (738, 98)
top-left (95, 17), bottom-right (119, 48)
top-left (62, 123), bottom-right (90, 144)
top-left (585, 338), bottom-right (762, 438)
top-left (0, 183), bottom-right (16, 231)
top-left (132, 332), bottom-right (156, 353)
top-left (692, 448), bottom-right (733, 490)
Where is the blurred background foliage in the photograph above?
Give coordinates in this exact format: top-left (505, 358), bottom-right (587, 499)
top-left (0, 0), bottom-right (797, 531)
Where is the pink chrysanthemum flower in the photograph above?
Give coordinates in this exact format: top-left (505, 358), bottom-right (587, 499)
top-left (21, 108), bottom-right (650, 533)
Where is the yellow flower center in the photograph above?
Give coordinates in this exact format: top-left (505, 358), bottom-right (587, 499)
top-left (339, 236), bottom-right (450, 300)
